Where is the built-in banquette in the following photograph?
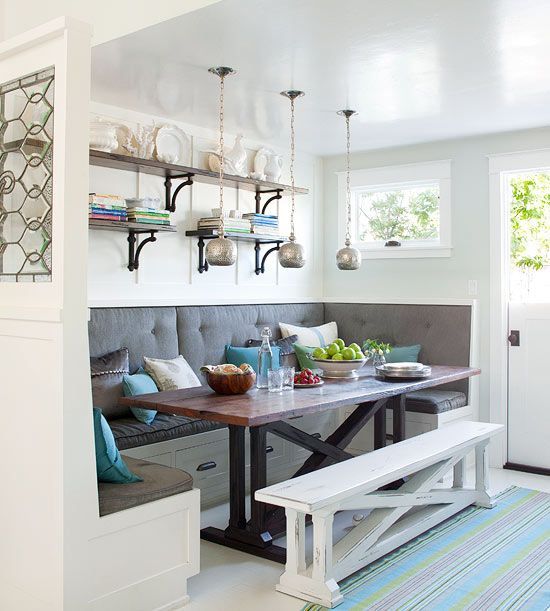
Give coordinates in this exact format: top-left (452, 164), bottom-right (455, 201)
top-left (88, 302), bottom-right (477, 506)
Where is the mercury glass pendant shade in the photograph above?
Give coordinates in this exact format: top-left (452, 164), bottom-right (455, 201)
top-left (279, 240), bottom-right (306, 268)
top-left (205, 236), bottom-right (237, 266)
top-left (336, 244), bottom-right (361, 270)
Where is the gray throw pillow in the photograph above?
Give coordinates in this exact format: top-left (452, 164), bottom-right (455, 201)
top-left (246, 334), bottom-right (299, 370)
top-left (91, 348), bottom-right (130, 420)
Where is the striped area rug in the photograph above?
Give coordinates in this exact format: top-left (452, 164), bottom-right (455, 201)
top-left (303, 487), bottom-right (550, 610)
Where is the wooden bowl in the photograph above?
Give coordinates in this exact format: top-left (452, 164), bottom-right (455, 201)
top-left (203, 371), bottom-right (256, 395)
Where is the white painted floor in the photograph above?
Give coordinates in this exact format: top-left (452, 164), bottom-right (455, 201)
top-left (186, 468), bottom-right (550, 611)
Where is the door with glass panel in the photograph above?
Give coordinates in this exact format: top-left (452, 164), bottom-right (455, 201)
top-left (506, 171), bottom-right (550, 472)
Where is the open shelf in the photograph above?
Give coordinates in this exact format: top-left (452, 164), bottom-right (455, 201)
top-left (89, 149), bottom-right (308, 197)
top-left (89, 219), bottom-right (176, 272)
top-left (185, 229), bottom-right (286, 275)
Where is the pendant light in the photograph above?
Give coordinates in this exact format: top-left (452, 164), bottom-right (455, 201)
top-left (278, 90), bottom-right (306, 268)
top-left (336, 109), bottom-right (361, 270)
top-left (205, 66), bottom-right (237, 267)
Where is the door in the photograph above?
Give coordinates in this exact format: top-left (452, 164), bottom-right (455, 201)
top-left (506, 170), bottom-right (550, 472)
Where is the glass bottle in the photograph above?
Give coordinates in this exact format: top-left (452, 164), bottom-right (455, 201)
top-left (257, 326), bottom-right (273, 389)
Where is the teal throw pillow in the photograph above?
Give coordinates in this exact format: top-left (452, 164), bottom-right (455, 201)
top-left (225, 345), bottom-right (281, 373)
top-left (293, 343), bottom-right (317, 371)
top-left (93, 408), bottom-right (142, 484)
top-left (386, 344), bottom-right (422, 363)
top-left (122, 367), bottom-right (158, 425)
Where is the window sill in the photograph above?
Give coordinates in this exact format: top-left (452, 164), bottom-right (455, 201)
top-left (356, 245), bottom-right (453, 260)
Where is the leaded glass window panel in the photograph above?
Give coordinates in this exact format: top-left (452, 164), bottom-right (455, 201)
top-left (0, 67), bottom-right (54, 282)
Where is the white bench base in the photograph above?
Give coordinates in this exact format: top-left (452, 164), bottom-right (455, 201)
top-left (256, 422), bottom-right (503, 608)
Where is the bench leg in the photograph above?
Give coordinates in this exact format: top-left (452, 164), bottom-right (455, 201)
top-left (475, 440), bottom-right (494, 508)
top-left (453, 457), bottom-right (465, 488)
top-left (278, 510), bottom-right (343, 608)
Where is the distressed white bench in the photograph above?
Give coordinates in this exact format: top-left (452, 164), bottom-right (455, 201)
top-left (255, 421), bottom-right (503, 608)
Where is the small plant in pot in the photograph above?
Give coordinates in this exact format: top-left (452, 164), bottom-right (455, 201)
top-left (362, 339), bottom-right (392, 367)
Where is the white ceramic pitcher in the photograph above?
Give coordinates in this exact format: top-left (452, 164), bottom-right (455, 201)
top-left (264, 153), bottom-right (283, 182)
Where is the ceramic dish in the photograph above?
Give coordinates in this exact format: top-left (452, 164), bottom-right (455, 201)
top-left (294, 380), bottom-right (324, 388)
top-left (383, 362), bottom-right (424, 371)
top-left (253, 147), bottom-right (273, 175)
top-left (155, 125), bottom-right (191, 165)
top-left (375, 365), bottom-right (432, 379)
top-left (310, 356), bottom-right (367, 379)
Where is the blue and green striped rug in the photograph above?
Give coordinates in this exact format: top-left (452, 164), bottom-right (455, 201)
top-left (303, 487), bottom-right (549, 610)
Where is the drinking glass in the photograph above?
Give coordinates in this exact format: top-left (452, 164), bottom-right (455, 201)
top-left (267, 368), bottom-right (284, 393)
top-left (281, 366), bottom-right (295, 390)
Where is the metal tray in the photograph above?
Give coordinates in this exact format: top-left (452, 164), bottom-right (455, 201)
top-left (375, 365), bottom-right (432, 379)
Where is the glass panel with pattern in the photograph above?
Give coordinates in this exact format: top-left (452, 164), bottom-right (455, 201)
top-left (0, 67), bottom-right (54, 282)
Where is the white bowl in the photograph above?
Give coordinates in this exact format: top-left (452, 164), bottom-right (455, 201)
top-left (310, 356), bottom-right (367, 379)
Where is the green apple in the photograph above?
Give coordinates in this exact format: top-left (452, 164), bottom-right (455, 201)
top-left (312, 347), bottom-right (327, 359)
top-left (334, 338), bottom-right (345, 350)
top-left (341, 347), bottom-right (356, 360)
top-left (332, 353), bottom-right (344, 360)
top-left (327, 342), bottom-right (340, 357)
top-left (354, 351), bottom-right (364, 360)
top-left (349, 342), bottom-right (361, 353)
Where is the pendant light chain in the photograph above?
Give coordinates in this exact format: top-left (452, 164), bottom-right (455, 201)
top-left (289, 95), bottom-right (296, 242)
top-left (345, 113), bottom-right (352, 246)
top-left (218, 73), bottom-right (226, 237)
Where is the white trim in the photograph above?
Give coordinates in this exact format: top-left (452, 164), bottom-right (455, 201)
top-left (487, 148), bottom-right (550, 468)
top-left (338, 160), bottom-right (452, 259)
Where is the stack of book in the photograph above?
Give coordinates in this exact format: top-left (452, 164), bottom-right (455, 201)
top-left (242, 213), bottom-right (279, 236)
top-left (89, 193), bottom-right (127, 222)
top-left (127, 207), bottom-right (171, 226)
top-left (197, 216), bottom-right (251, 234)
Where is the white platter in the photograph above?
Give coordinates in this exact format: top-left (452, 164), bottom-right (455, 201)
top-left (155, 125), bottom-right (191, 165)
top-left (376, 365), bottom-right (432, 379)
top-left (384, 362), bottom-right (424, 371)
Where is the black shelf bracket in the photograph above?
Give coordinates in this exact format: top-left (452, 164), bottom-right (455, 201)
top-left (197, 236), bottom-right (210, 273)
top-left (254, 240), bottom-right (283, 275)
top-left (127, 230), bottom-right (157, 272)
top-left (255, 189), bottom-right (283, 214)
top-left (165, 173), bottom-right (194, 212)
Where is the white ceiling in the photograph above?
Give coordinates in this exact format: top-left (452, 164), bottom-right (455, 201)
top-left (91, 0), bottom-right (550, 156)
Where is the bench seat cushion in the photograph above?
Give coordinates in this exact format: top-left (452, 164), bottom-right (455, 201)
top-left (98, 456), bottom-right (193, 516)
top-left (405, 389), bottom-right (467, 414)
top-left (111, 413), bottom-right (226, 451)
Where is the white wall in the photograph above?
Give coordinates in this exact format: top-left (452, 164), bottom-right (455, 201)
top-left (88, 102), bottom-right (324, 306)
top-left (323, 127), bottom-right (550, 421)
top-left (0, 0), bottom-right (220, 45)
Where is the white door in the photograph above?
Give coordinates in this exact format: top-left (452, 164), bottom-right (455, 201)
top-left (508, 303), bottom-right (550, 470)
top-left (506, 169), bottom-right (550, 472)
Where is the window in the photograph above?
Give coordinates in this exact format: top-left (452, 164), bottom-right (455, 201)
top-left (339, 160), bottom-right (452, 259)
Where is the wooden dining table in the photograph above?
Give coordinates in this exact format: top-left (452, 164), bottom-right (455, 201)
top-left (120, 364), bottom-right (480, 563)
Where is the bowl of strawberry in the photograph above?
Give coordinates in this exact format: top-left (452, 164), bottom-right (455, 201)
top-left (293, 368), bottom-right (323, 387)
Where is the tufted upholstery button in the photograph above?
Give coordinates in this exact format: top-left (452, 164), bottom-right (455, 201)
top-left (151, 328), bottom-right (155, 335)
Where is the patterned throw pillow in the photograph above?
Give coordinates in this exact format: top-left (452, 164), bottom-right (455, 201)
top-left (279, 322), bottom-right (338, 348)
top-left (90, 348), bottom-right (130, 419)
top-left (143, 355), bottom-right (201, 392)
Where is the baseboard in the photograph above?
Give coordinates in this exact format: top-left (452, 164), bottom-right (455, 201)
top-left (504, 462), bottom-right (550, 476)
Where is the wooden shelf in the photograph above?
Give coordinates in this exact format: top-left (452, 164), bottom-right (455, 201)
top-left (89, 218), bottom-right (176, 271)
top-left (89, 149), bottom-right (308, 196)
top-left (89, 219), bottom-right (176, 233)
top-left (185, 229), bottom-right (286, 243)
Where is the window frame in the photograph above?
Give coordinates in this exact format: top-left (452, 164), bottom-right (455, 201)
top-left (338, 160), bottom-right (452, 259)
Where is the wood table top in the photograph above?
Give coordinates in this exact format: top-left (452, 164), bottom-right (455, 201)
top-left (119, 365), bottom-right (480, 427)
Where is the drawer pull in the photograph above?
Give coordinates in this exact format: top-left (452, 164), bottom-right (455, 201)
top-left (266, 445), bottom-right (274, 454)
top-left (197, 461), bottom-right (217, 472)
top-left (312, 433), bottom-right (322, 439)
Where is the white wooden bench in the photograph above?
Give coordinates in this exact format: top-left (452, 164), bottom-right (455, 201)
top-left (255, 421), bottom-right (503, 608)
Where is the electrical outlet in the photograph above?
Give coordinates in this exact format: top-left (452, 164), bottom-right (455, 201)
top-left (468, 280), bottom-right (478, 296)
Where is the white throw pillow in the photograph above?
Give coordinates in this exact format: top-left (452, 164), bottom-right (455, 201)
top-left (143, 355), bottom-right (201, 392)
top-left (279, 321), bottom-right (338, 348)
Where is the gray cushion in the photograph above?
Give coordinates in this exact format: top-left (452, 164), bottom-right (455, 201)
top-left (89, 307), bottom-right (179, 374)
top-left (324, 303), bottom-right (472, 396)
top-left (91, 348), bottom-right (130, 419)
top-left (98, 456), bottom-right (193, 516)
top-left (176, 303), bottom-right (324, 375)
top-left (405, 389), bottom-right (467, 414)
top-left (111, 413), bottom-right (226, 450)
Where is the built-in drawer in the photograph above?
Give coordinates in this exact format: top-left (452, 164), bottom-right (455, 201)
top-left (285, 411), bottom-right (337, 462)
top-left (175, 439), bottom-right (229, 492)
top-left (244, 430), bottom-right (289, 472)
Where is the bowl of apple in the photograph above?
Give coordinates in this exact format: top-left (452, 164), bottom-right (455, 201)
top-left (309, 339), bottom-right (367, 379)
